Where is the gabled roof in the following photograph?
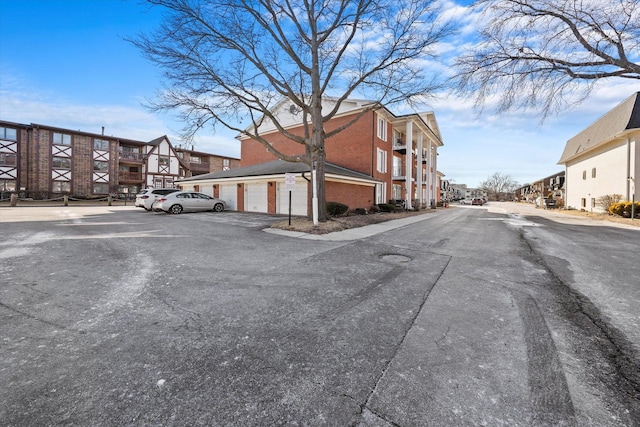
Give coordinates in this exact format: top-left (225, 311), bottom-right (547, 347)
top-left (558, 92), bottom-right (640, 164)
top-left (177, 159), bottom-right (380, 183)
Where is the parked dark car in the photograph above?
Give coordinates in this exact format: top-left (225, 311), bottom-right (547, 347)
top-left (471, 198), bottom-right (484, 206)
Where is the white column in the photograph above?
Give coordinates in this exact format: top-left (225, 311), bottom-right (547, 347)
top-left (405, 121), bottom-right (413, 209)
top-left (432, 142), bottom-right (438, 207)
top-left (426, 139), bottom-right (433, 207)
top-left (416, 133), bottom-right (423, 207)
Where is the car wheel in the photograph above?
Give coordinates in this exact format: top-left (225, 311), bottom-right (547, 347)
top-left (144, 207), bottom-right (151, 211)
top-left (213, 203), bottom-right (224, 212)
top-left (169, 204), bottom-right (183, 214)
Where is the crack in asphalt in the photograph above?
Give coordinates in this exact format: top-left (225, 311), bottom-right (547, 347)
top-left (354, 254), bottom-right (453, 427)
top-left (518, 230), bottom-right (640, 421)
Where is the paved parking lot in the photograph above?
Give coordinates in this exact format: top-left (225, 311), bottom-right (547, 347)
top-left (1, 204), bottom-right (638, 426)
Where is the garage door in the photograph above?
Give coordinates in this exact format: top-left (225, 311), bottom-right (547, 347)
top-left (200, 185), bottom-right (213, 197)
top-left (219, 184), bottom-right (237, 211)
top-left (245, 183), bottom-right (268, 213)
top-left (277, 181), bottom-right (308, 216)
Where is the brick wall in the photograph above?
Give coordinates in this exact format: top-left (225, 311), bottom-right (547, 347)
top-left (240, 110), bottom-right (379, 176)
top-left (326, 181), bottom-right (375, 210)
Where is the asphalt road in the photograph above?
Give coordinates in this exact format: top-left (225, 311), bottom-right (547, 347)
top-left (1, 204), bottom-right (638, 426)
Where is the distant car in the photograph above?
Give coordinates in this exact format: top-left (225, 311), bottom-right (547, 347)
top-left (153, 191), bottom-right (226, 214)
top-left (460, 199), bottom-right (471, 205)
top-left (471, 198), bottom-right (484, 206)
top-left (135, 188), bottom-right (180, 211)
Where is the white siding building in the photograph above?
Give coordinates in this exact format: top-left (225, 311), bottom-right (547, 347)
top-left (558, 92), bottom-right (640, 213)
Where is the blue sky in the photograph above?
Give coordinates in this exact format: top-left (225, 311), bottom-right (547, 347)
top-left (1, 0), bottom-right (639, 187)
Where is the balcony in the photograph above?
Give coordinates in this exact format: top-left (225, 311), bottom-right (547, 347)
top-left (189, 160), bottom-right (211, 173)
top-left (118, 151), bottom-right (145, 162)
top-left (118, 171), bottom-right (143, 182)
top-left (392, 139), bottom-right (407, 154)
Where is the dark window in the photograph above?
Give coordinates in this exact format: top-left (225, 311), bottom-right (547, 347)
top-left (0, 153), bottom-right (17, 166)
top-left (52, 157), bottom-right (71, 169)
top-left (94, 160), bottom-right (109, 172)
top-left (52, 181), bottom-right (71, 192)
top-left (93, 183), bottom-right (109, 194)
top-left (94, 139), bottom-right (109, 151)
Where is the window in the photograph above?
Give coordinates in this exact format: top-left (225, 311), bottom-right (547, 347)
top-left (582, 170), bottom-right (587, 180)
top-left (0, 153), bottom-right (17, 166)
top-left (191, 156), bottom-right (201, 164)
top-left (0, 126), bottom-right (17, 141)
top-left (375, 182), bottom-right (387, 204)
top-left (52, 181), bottom-right (71, 192)
top-left (0, 179), bottom-right (16, 191)
top-left (52, 157), bottom-right (71, 169)
top-left (377, 114), bottom-right (387, 141)
top-left (392, 156), bottom-right (403, 176)
top-left (223, 158), bottom-right (230, 170)
top-left (581, 198), bottom-right (586, 208)
top-left (93, 160), bottom-right (108, 172)
top-left (592, 168), bottom-right (596, 178)
top-left (159, 156), bottom-right (170, 166)
top-left (591, 198), bottom-right (596, 208)
top-left (53, 132), bottom-right (71, 145)
top-left (93, 183), bottom-right (109, 194)
top-left (94, 139), bottom-right (109, 151)
top-left (376, 148), bottom-right (388, 173)
top-left (392, 184), bottom-right (402, 200)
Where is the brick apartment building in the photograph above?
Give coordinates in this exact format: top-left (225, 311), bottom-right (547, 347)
top-left (177, 98), bottom-right (443, 215)
top-left (0, 120), bottom-right (239, 200)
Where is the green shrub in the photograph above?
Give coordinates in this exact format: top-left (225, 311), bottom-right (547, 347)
top-left (377, 203), bottom-right (396, 213)
top-left (326, 201), bottom-right (349, 216)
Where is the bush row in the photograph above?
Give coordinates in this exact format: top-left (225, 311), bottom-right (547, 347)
top-left (608, 201), bottom-right (640, 218)
top-left (326, 201), bottom-right (421, 216)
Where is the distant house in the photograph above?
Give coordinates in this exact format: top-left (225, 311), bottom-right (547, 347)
top-left (558, 92), bottom-right (640, 212)
top-left (516, 172), bottom-right (564, 206)
top-left (178, 98), bottom-right (444, 215)
top-left (0, 120), bottom-right (239, 199)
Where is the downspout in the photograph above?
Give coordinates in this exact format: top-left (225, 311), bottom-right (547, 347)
top-left (626, 137), bottom-right (631, 201)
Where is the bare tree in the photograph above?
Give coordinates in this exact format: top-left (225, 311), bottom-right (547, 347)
top-left (454, 0), bottom-right (640, 118)
top-left (131, 0), bottom-right (453, 221)
top-left (479, 172), bottom-right (519, 200)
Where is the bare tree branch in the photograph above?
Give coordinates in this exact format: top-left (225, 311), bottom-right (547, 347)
top-left (453, 0), bottom-right (640, 119)
top-left (130, 0), bottom-right (454, 220)
top-left (479, 172), bottom-right (519, 200)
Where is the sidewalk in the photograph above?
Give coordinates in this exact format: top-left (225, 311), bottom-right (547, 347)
top-left (488, 201), bottom-right (640, 229)
top-left (264, 213), bottom-right (434, 241)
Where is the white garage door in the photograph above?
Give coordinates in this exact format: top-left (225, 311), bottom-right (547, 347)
top-left (219, 184), bottom-right (238, 211)
top-left (200, 185), bottom-right (213, 197)
top-left (277, 181), bottom-right (308, 216)
top-left (245, 183), bottom-right (268, 213)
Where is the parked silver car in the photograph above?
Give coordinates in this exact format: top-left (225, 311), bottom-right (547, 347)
top-left (135, 188), bottom-right (180, 211)
top-left (153, 191), bottom-right (226, 214)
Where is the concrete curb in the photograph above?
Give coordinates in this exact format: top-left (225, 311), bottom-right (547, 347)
top-left (263, 213), bottom-right (434, 241)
